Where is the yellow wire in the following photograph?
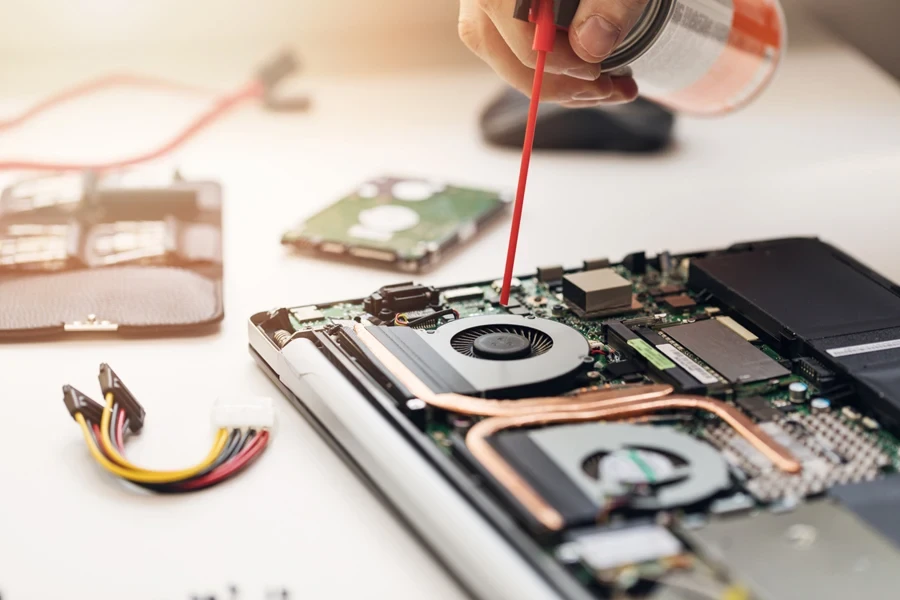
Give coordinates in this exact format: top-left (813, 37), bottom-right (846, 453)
top-left (721, 586), bottom-right (751, 600)
top-left (98, 391), bottom-right (226, 478)
top-left (76, 414), bottom-right (228, 484)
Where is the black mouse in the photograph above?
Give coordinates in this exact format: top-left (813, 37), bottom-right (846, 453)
top-left (479, 87), bottom-right (675, 152)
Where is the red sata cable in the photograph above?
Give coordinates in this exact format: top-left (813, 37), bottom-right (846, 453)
top-left (499, 0), bottom-right (558, 306)
top-left (0, 80), bottom-right (264, 172)
top-left (0, 52), bottom-right (300, 172)
top-left (0, 74), bottom-right (213, 134)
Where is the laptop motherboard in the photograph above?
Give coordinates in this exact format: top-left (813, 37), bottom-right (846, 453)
top-left (252, 238), bottom-right (900, 600)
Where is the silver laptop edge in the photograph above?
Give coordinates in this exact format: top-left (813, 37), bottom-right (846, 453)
top-left (248, 321), bottom-right (568, 600)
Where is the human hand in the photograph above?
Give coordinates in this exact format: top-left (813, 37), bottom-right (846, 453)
top-left (458, 0), bottom-right (644, 107)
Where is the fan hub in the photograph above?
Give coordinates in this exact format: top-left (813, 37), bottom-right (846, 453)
top-left (473, 332), bottom-right (532, 360)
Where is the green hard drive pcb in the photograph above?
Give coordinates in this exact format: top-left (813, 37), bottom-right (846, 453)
top-left (282, 176), bottom-right (510, 272)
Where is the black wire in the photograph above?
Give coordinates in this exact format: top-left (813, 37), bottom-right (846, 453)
top-left (201, 429), bottom-right (246, 474)
top-left (203, 429), bottom-right (245, 473)
top-left (181, 430), bottom-right (267, 493)
top-left (136, 429), bottom-right (244, 494)
top-left (85, 392), bottom-right (259, 494)
top-left (235, 429), bottom-right (257, 455)
top-left (158, 429), bottom-right (260, 494)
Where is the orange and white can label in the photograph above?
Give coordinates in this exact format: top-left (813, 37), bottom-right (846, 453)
top-left (629, 0), bottom-right (786, 115)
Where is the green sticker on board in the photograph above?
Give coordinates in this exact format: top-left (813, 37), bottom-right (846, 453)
top-left (627, 339), bottom-right (675, 370)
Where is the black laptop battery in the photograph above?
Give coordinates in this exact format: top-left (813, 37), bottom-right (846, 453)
top-left (688, 237), bottom-right (900, 431)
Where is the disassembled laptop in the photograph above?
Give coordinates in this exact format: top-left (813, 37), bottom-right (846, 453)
top-left (250, 237), bottom-right (900, 600)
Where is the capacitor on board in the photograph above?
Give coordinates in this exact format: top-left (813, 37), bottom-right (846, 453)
top-left (789, 382), bottom-right (809, 403)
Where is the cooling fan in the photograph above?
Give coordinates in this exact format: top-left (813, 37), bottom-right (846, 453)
top-left (450, 323), bottom-right (554, 360)
top-left (427, 315), bottom-right (590, 395)
top-left (507, 423), bottom-right (732, 513)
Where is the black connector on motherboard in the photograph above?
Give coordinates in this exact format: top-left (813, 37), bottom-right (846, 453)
top-left (62, 385), bottom-right (105, 424)
top-left (98, 363), bottom-right (146, 433)
top-left (363, 283), bottom-right (441, 320)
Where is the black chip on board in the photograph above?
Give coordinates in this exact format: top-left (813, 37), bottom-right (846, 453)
top-left (736, 396), bottom-right (781, 422)
top-left (651, 284), bottom-right (686, 298)
top-left (794, 357), bottom-right (835, 385)
top-left (605, 360), bottom-right (644, 379)
top-left (661, 294), bottom-right (697, 309)
top-left (622, 251), bottom-right (646, 275)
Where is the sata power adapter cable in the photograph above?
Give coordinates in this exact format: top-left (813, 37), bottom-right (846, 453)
top-left (63, 364), bottom-right (275, 493)
top-left (500, 0), bottom-right (581, 306)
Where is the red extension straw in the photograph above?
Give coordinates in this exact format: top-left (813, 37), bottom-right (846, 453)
top-left (499, 0), bottom-right (557, 305)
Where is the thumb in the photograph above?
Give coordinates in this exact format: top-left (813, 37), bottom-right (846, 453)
top-left (569, 0), bottom-right (651, 63)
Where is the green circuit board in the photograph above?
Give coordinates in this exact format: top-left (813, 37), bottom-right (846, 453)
top-left (285, 262), bottom-right (900, 476)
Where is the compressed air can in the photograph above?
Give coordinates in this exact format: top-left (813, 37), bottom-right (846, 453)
top-left (605, 0), bottom-right (786, 115)
top-left (516, 0), bottom-right (787, 115)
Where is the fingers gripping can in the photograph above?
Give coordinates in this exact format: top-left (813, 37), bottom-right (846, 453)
top-left (604, 0), bottom-right (786, 115)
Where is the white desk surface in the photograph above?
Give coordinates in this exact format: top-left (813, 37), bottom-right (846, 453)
top-left (1, 16), bottom-right (899, 600)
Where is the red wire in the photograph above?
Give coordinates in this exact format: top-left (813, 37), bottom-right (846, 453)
top-left (180, 430), bottom-right (270, 490)
top-left (112, 407), bottom-right (269, 490)
top-left (0, 79), bottom-right (265, 172)
top-left (0, 74), bottom-right (213, 133)
top-left (116, 409), bottom-right (127, 448)
top-left (92, 423), bottom-right (111, 458)
top-left (499, 50), bottom-right (548, 306)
